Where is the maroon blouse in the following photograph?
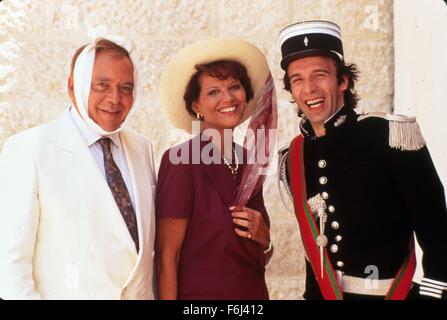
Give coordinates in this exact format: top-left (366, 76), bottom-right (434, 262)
top-left (156, 135), bottom-right (270, 300)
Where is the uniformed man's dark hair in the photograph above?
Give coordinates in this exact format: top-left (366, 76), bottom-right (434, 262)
top-left (282, 56), bottom-right (360, 112)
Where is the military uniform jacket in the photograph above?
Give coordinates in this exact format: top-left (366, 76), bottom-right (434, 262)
top-left (280, 105), bottom-right (447, 299)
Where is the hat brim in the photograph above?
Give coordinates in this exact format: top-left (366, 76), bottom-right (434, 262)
top-left (280, 49), bottom-right (343, 70)
top-left (160, 38), bottom-right (270, 133)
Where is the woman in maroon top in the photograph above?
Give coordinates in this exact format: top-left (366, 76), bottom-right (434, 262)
top-left (156, 38), bottom-right (276, 300)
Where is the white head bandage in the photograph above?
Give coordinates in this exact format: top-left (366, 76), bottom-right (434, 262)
top-left (72, 26), bottom-right (141, 136)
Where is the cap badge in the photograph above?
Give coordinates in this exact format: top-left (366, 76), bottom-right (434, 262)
top-left (304, 36), bottom-right (309, 47)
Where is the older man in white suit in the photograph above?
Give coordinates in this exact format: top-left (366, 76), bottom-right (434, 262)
top-left (0, 36), bottom-right (156, 299)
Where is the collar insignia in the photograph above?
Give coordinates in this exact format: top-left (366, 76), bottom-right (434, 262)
top-left (334, 115), bottom-right (347, 127)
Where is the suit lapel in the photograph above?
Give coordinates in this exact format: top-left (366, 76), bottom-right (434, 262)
top-left (55, 110), bottom-right (137, 256)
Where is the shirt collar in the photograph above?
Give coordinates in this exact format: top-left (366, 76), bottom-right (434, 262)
top-left (69, 105), bottom-right (123, 149)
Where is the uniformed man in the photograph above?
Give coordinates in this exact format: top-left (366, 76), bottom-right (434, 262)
top-left (277, 20), bottom-right (447, 300)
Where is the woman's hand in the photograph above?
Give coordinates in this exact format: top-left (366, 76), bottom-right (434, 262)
top-left (230, 205), bottom-right (270, 250)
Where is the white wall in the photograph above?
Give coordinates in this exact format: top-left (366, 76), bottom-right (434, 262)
top-left (394, 0), bottom-right (447, 187)
top-left (394, 0), bottom-right (447, 283)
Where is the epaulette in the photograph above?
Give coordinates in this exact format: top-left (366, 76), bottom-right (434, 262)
top-left (357, 112), bottom-right (426, 151)
top-left (277, 145), bottom-right (294, 213)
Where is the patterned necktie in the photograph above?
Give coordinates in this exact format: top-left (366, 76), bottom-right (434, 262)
top-left (98, 138), bottom-right (139, 253)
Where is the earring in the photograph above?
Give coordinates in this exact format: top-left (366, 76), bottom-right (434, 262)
top-left (196, 112), bottom-right (204, 120)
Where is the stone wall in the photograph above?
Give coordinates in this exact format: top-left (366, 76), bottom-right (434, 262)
top-left (0, 0), bottom-right (394, 299)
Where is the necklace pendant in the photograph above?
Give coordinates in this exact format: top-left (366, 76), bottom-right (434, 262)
top-left (222, 146), bottom-right (239, 180)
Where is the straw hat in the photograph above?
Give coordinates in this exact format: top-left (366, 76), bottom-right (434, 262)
top-left (160, 37), bottom-right (270, 133)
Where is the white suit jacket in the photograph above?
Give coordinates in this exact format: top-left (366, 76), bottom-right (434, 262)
top-left (0, 110), bottom-right (156, 299)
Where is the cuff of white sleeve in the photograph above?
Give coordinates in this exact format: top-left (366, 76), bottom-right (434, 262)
top-left (419, 277), bottom-right (447, 299)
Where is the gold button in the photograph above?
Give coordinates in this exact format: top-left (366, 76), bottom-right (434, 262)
top-left (322, 192), bottom-right (329, 200)
top-left (330, 244), bottom-right (339, 253)
top-left (319, 177), bottom-right (328, 185)
top-left (335, 235), bottom-right (342, 242)
top-left (337, 261), bottom-right (344, 268)
top-left (328, 205), bottom-right (335, 213)
top-left (331, 221), bottom-right (340, 229)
